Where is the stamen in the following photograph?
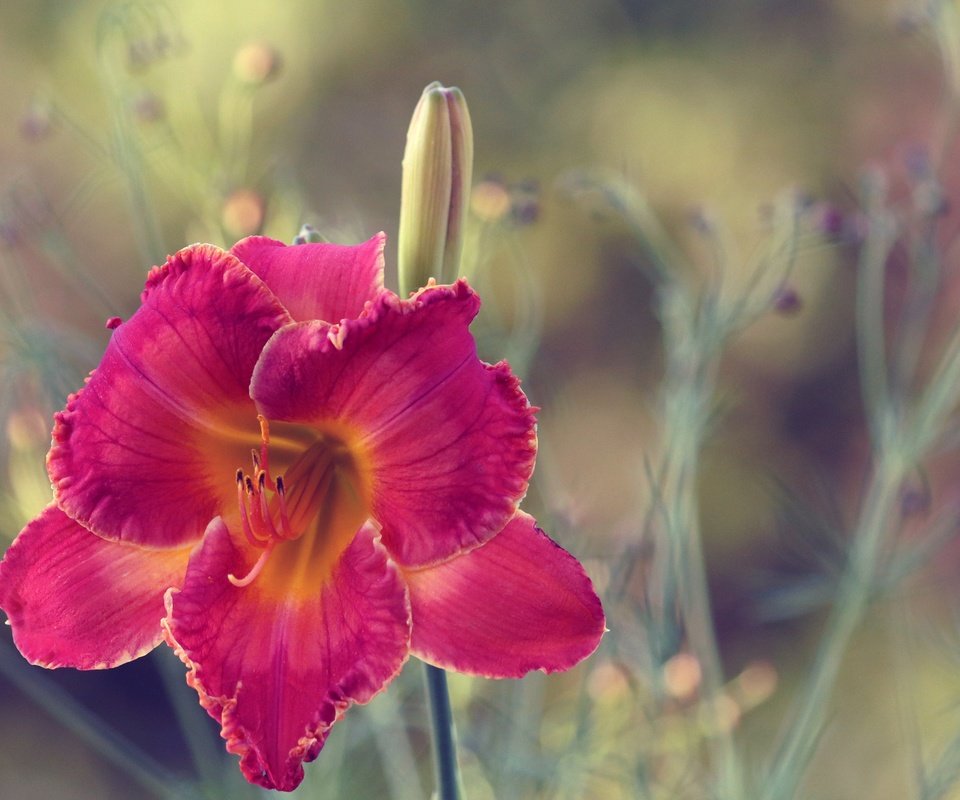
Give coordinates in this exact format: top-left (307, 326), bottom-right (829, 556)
top-left (228, 540), bottom-right (276, 587)
top-left (257, 480), bottom-right (282, 540)
top-left (229, 416), bottom-right (362, 590)
top-left (237, 474), bottom-right (268, 547)
top-left (258, 415), bottom-right (272, 486)
top-left (274, 474), bottom-right (295, 538)
top-left (237, 469), bottom-right (268, 547)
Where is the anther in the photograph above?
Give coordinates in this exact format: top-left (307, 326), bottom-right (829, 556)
top-left (236, 468), bottom-right (244, 485)
top-left (245, 476), bottom-right (255, 494)
top-left (257, 415), bottom-right (271, 481)
top-left (272, 474), bottom-right (295, 538)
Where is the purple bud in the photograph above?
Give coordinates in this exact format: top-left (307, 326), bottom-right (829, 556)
top-left (773, 286), bottom-right (802, 315)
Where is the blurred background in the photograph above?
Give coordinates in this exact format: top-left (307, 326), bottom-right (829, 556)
top-left (2, 1), bottom-right (960, 798)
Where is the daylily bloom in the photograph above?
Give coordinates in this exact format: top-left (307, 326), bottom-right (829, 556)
top-left (0, 235), bottom-right (605, 791)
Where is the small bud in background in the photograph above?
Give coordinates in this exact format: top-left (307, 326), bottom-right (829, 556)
top-left (130, 90), bottom-right (165, 124)
top-left (233, 42), bottom-right (282, 86)
top-left (662, 652), bottom-right (702, 700)
top-left (292, 224), bottom-right (327, 245)
top-left (813, 202), bottom-right (844, 240)
top-left (19, 99), bottom-right (53, 142)
top-left (222, 188), bottom-right (265, 238)
top-left (510, 178), bottom-right (540, 225)
top-left (126, 38), bottom-right (156, 72)
top-left (397, 82), bottom-right (474, 294)
top-left (688, 205), bottom-right (716, 234)
top-left (900, 477), bottom-right (931, 518)
top-left (585, 661), bottom-right (630, 703)
top-left (704, 693), bottom-right (742, 734)
top-left (471, 178), bottom-right (511, 223)
top-left (772, 285), bottom-right (802, 315)
top-left (735, 660), bottom-right (778, 708)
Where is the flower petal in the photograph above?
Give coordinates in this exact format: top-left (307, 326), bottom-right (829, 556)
top-left (404, 512), bottom-right (605, 678)
top-left (163, 518), bottom-right (410, 791)
top-left (230, 233), bottom-right (385, 323)
top-left (252, 281), bottom-right (538, 566)
top-left (49, 244), bottom-right (292, 548)
top-left (0, 505), bottom-right (191, 669)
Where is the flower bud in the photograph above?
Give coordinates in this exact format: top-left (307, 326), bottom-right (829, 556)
top-left (222, 188), bottom-right (265, 238)
top-left (292, 224), bottom-right (327, 244)
top-left (233, 42), bottom-right (282, 86)
top-left (397, 82), bottom-right (473, 294)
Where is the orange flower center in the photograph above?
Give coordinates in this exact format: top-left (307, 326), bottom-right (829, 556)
top-left (229, 416), bottom-right (371, 598)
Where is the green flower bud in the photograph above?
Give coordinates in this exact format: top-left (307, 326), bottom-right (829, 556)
top-left (397, 82), bottom-right (474, 295)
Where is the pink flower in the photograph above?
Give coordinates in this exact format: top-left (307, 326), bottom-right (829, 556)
top-left (0, 235), bottom-right (605, 791)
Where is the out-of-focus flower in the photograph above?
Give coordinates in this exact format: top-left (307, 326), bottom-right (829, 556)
top-left (772, 285), bottom-right (802, 315)
top-left (0, 236), bottom-right (604, 791)
top-left (222, 188), bottom-right (266, 238)
top-left (735, 660), bottom-right (778, 708)
top-left (130, 90), bottom-right (165, 124)
top-left (662, 652), bottom-right (702, 700)
top-left (471, 179), bottom-right (512, 223)
top-left (398, 82), bottom-right (474, 290)
top-left (232, 42), bottom-right (282, 86)
top-left (19, 99), bottom-right (54, 142)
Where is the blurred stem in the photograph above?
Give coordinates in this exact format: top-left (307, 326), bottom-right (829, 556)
top-left (499, 675), bottom-right (544, 798)
top-left (761, 454), bottom-right (903, 800)
top-left (653, 288), bottom-right (744, 800)
top-left (363, 684), bottom-right (425, 800)
top-left (423, 663), bottom-right (464, 800)
top-left (96, 11), bottom-right (166, 265)
top-left (104, 81), bottom-right (166, 264)
top-left (0, 638), bottom-right (198, 800)
top-left (855, 183), bottom-right (894, 439)
top-left (218, 82), bottom-right (256, 186)
top-left (153, 649), bottom-right (223, 800)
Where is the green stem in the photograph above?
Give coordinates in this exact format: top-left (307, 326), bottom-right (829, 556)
top-left (363, 684), bottom-right (425, 800)
top-left (660, 350), bottom-right (744, 800)
top-left (153, 649), bottom-right (224, 799)
top-left (762, 459), bottom-right (903, 800)
top-left (0, 639), bottom-right (197, 800)
top-left (645, 282), bottom-right (743, 799)
top-left (423, 662), bottom-right (463, 800)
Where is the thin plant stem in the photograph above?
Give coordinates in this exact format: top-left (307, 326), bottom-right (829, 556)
top-left (363, 682), bottom-right (426, 800)
top-left (656, 320), bottom-right (745, 800)
top-left (153, 649), bottom-right (224, 799)
top-left (0, 638), bottom-right (199, 800)
top-left (423, 662), bottom-right (464, 800)
top-left (761, 457), bottom-right (903, 800)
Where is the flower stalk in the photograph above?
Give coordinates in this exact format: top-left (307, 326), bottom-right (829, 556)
top-left (655, 287), bottom-right (745, 800)
top-left (424, 663), bottom-right (465, 800)
top-left (761, 163), bottom-right (960, 799)
top-left (397, 82), bottom-right (473, 800)
top-left (761, 452), bottom-right (904, 800)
